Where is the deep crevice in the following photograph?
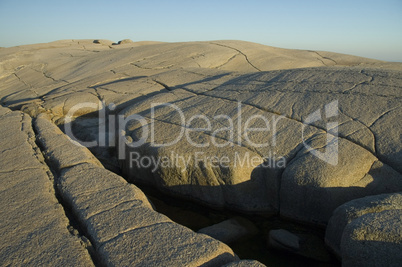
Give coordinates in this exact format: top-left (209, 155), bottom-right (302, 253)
top-left (118, 172), bottom-right (340, 267)
top-left (31, 117), bottom-right (103, 267)
top-left (57, 112), bottom-right (340, 266)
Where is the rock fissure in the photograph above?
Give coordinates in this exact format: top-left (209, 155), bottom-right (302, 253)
top-left (131, 62), bottom-right (174, 70)
top-left (149, 79), bottom-right (399, 176)
top-left (152, 79), bottom-right (172, 91)
top-left (218, 84), bottom-right (399, 99)
top-left (31, 117), bottom-right (100, 265)
top-left (210, 42), bottom-right (262, 72)
top-left (13, 72), bottom-right (33, 88)
top-left (337, 108), bottom-right (377, 155)
top-left (367, 106), bottom-right (401, 128)
top-left (309, 51), bottom-right (338, 65)
top-left (98, 222), bottom-right (175, 247)
top-left (2, 39), bottom-right (402, 266)
top-left (132, 114), bottom-right (264, 158)
top-left (85, 200), bottom-right (143, 221)
top-left (214, 52), bottom-right (241, 69)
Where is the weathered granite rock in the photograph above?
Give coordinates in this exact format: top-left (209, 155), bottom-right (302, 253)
top-left (119, 67), bottom-right (402, 224)
top-left (0, 108), bottom-right (94, 266)
top-left (325, 192), bottom-right (402, 257)
top-left (1, 39), bottom-right (401, 258)
top-left (118, 89), bottom-right (293, 213)
top-left (280, 137), bottom-right (402, 225)
top-left (203, 68), bottom-right (402, 173)
top-left (1, 39), bottom-right (400, 112)
top-left (198, 217), bottom-right (258, 244)
top-left (34, 114), bottom-right (239, 266)
top-left (35, 113), bottom-right (103, 171)
top-left (341, 209), bottom-right (402, 267)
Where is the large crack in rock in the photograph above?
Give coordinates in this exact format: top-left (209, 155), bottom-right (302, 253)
top-left (118, 67), bottom-right (402, 225)
top-left (33, 113), bottom-right (240, 266)
top-left (0, 107), bottom-right (95, 266)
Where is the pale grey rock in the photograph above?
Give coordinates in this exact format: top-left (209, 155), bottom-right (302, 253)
top-left (341, 209), bottom-right (402, 267)
top-left (0, 109), bottom-right (94, 266)
top-left (371, 108), bottom-right (402, 174)
top-left (325, 192), bottom-right (402, 257)
top-left (198, 217), bottom-right (258, 244)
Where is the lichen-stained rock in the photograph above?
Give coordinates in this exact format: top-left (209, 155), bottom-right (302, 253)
top-left (340, 209), bottom-right (402, 267)
top-left (0, 108), bottom-right (94, 266)
top-left (325, 192), bottom-right (402, 257)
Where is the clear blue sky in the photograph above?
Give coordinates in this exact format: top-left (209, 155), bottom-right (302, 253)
top-left (1, 0), bottom-right (401, 61)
